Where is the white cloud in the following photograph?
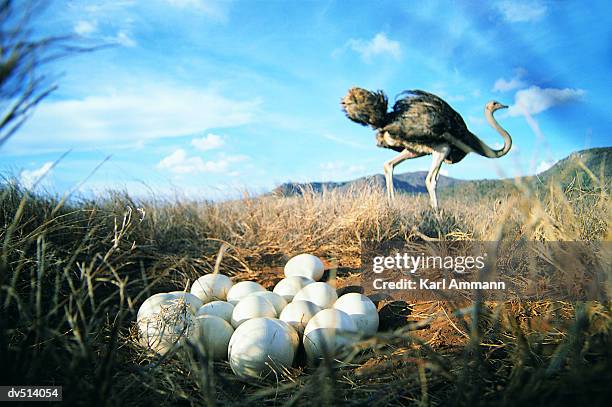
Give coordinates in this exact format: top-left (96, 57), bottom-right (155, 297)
top-left (16, 82), bottom-right (260, 150)
top-left (157, 149), bottom-right (248, 174)
top-left (536, 160), bottom-right (554, 174)
top-left (347, 33), bottom-right (401, 62)
top-left (493, 68), bottom-right (527, 92)
top-left (496, 1), bottom-right (547, 22)
top-left (20, 162), bottom-right (54, 189)
top-left (493, 77), bottom-right (526, 93)
top-left (507, 86), bottom-right (585, 117)
top-left (74, 20), bottom-right (97, 36)
top-left (157, 149), bottom-right (198, 174)
top-left (191, 133), bottom-right (224, 151)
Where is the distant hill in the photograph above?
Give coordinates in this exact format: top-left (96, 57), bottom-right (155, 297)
top-left (273, 171), bottom-right (466, 196)
top-left (273, 147), bottom-right (611, 198)
top-left (532, 147), bottom-right (610, 187)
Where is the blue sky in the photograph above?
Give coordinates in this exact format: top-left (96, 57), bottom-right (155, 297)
top-left (2, 0), bottom-right (611, 199)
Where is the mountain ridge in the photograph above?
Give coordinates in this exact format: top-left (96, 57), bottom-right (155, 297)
top-left (273, 147), bottom-right (611, 197)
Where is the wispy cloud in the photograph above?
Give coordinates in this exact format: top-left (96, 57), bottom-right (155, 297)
top-left (70, 3), bottom-right (137, 45)
top-left (493, 68), bottom-right (527, 92)
top-left (20, 162), bottom-right (54, 189)
top-left (507, 86), bottom-right (585, 117)
top-left (192, 133), bottom-right (224, 151)
top-left (157, 149), bottom-right (248, 174)
top-left (495, 1), bottom-right (547, 22)
top-left (17, 82), bottom-right (260, 150)
top-left (110, 29), bottom-right (137, 47)
top-left (321, 134), bottom-right (369, 150)
top-left (74, 20), bottom-right (97, 36)
top-left (345, 32), bottom-right (401, 62)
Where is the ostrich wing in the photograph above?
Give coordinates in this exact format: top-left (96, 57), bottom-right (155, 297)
top-left (383, 90), bottom-right (473, 146)
top-left (393, 90), bottom-right (460, 117)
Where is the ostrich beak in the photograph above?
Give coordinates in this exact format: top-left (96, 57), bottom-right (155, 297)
top-left (499, 104), bottom-right (508, 109)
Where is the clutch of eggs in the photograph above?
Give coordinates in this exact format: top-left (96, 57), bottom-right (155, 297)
top-left (137, 254), bottom-right (381, 378)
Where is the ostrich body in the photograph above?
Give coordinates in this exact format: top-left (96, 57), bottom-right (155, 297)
top-left (341, 88), bottom-right (512, 208)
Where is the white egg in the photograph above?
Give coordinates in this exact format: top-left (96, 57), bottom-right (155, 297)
top-left (196, 301), bottom-right (235, 323)
top-left (276, 318), bottom-right (300, 352)
top-left (284, 254), bottom-right (325, 281)
top-left (293, 282), bottom-right (338, 309)
top-left (191, 315), bottom-right (234, 360)
top-left (190, 274), bottom-right (233, 303)
top-left (249, 291), bottom-right (287, 315)
top-left (226, 281), bottom-right (266, 305)
top-left (137, 293), bottom-right (176, 321)
top-left (333, 293), bottom-right (379, 337)
top-left (167, 291), bottom-right (204, 314)
top-left (228, 317), bottom-right (297, 379)
top-left (279, 300), bottom-right (321, 335)
top-left (272, 276), bottom-right (315, 302)
top-left (138, 300), bottom-right (197, 355)
top-left (230, 295), bottom-right (277, 328)
top-left (303, 308), bottom-right (358, 361)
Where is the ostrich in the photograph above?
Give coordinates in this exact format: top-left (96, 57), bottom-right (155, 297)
top-left (341, 88), bottom-right (512, 208)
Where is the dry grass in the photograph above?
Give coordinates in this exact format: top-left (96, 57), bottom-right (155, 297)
top-left (0, 175), bottom-right (610, 406)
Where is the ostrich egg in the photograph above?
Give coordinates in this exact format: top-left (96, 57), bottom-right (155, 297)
top-left (249, 291), bottom-right (288, 315)
top-left (137, 293), bottom-right (177, 321)
top-left (228, 317), bottom-right (297, 379)
top-left (190, 274), bottom-right (233, 303)
top-left (272, 276), bottom-right (315, 302)
top-left (275, 318), bottom-right (300, 351)
top-left (333, 293), bottom-right (379, 337)
top-left (230, 295), bottom-right (277, 328)
top-left (167, 291), bottom-right (203, 314)
top-left (303, 308), bottom-right (358, 361)
top-left (284, 254), bottom-right (325, 281)
top-left (138, 300), bottom-right (197, 355)
top-left (191, 315), bottom-right (234, 360)
top-left (196, 300), bottom-right (235, 323)
top-left (279, 300), bottom-right (321, 335)
top-left (226, 281), bottom-right (266, 305)
top-left (293, 282), bottom-right (338, 309)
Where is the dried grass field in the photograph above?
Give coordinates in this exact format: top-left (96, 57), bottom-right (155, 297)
top-left (0, 174), bottom-right (610, 406)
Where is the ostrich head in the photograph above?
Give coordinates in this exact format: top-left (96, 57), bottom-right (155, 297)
top-left (485, 100), bottom-right (508, 112)
top-left (341, 87), bottom-right (388, 128)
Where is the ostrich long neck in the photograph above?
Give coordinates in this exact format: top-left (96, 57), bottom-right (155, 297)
top-left (473, 108), bottom-right (512, 158)
top-left (442, 108), bottom-right (512, 159)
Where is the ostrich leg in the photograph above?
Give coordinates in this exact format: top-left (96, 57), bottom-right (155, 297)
top-left (383, 149), bottom-right (420, 202)
top-left (425, 144), bottom-right (450, 209)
